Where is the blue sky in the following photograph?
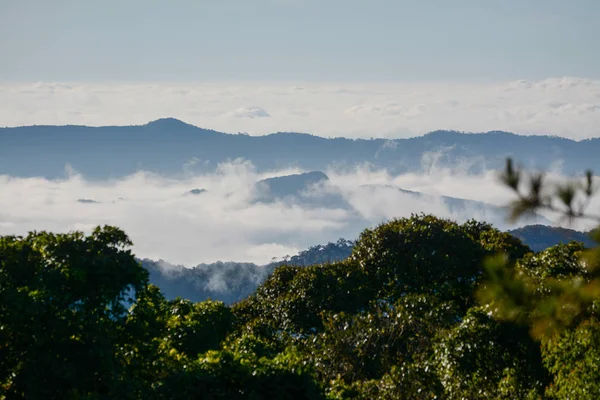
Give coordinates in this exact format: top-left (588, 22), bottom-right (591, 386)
top-left (1, 0), bottom-right (599, 82)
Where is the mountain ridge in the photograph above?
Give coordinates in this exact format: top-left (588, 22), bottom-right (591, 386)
top-left (4, 118), bottom-right (598, 143)
top-left (2, 118), bottom-right (599, 180)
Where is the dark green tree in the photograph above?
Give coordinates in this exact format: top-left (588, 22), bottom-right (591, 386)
top-left (233, 260), bottom-right (374, 335)
top-left (350, 214), bottom-right (528, 308)
top-left (0, 226), bottom-right (148, 398)
top-left (433, 307), bottom-right (546, 400)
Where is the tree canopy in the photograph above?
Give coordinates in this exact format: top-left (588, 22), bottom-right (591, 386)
top-left (1, 208), bottom-right (600, 398)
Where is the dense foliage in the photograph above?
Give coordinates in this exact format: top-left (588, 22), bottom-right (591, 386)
top-left (1, 214), bottom-right (599, 399)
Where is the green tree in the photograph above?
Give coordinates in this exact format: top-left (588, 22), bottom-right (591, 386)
top-left (477, 158), bottom-right (600, 398)
top-left (152, 349), bottom-right (324, 400)
top-left (0, 226), bottom-right (148, 398)
top-left (233, 260), bottom-right (373, 335)
top-left (164, 298), bottom-right (235, 358)
top-left (541, 317), bottom-right (600, 399)
top-left (479, 158), bottom-right (600, 339)
top-left (433, 307), bottom-right (546, 400)
top-left (350, 214), bottom-right (528, 308)
top-left (303, 294), bottom-right (454, 399)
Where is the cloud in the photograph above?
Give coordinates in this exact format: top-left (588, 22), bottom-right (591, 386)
top-left (1, 159), bottom-right (596, 267)
top-left (227, 106), bottom-right (271, 119)
top-left (1, 77), bottom-right (599, 139)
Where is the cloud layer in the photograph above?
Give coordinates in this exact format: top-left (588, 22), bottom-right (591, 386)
top-left (1, 160), bottom-right (596, 266)
top-left (1, 77), bottom-right (599, 139)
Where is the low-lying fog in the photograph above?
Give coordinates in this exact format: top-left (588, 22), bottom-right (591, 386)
top-left (0, 159), bottom-right (596, 266)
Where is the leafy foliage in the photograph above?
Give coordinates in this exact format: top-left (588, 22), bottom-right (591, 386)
top-left (0, 226), bottom-right (148, 398)
top-left (350, 214), bottom-right (527, 308)
top-left (4, 211), bottom-right (600, 398)
top-left (433, 307), bottom-right (546, 400)
top-left (542, 318), bottom-right (600, 399)
top-left (233, 260), bottom-right (374, 334)
top-left (278, 238), bottom-right (354, 267)
top-left (164, 298), bottom-right (235, 358)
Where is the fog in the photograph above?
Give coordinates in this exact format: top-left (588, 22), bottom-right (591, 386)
top-left (0, 159), bottom-right (597, 266)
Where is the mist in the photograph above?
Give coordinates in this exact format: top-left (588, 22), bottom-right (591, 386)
top-left (0, 159), bottom-right (596, 266)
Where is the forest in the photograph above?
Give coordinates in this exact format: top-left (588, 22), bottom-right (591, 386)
top-left (1, 212), bottom-right (599, 399)
top-left (1, 161), bottom-right (600, 399)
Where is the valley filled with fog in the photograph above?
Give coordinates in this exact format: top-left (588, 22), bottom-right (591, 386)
top-left (1, 155), bottom-right (595, 267)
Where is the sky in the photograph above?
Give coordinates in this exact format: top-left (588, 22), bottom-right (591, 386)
top-left (1, 0), bottom-right (599, 82)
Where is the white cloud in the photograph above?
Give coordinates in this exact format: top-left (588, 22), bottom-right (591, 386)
top-left (226, 106), bottom-right (271, 119)
top-left (1, 159), bottom-right (596, 267)
top-left (1, 77), bottom-right (599, 139)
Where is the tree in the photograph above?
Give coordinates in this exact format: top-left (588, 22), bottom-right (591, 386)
top-left (433, 307), bottom-right (546, 400)
top-left (231, 214), bottom-right (537, 398)
top-left (479, 158), bottom-right (600, 339)
top-left (164, 298), bottom-right (235, 358)
top-left (350, 214), bottom-right (528, 308)
top-left (233, 260), bottom-right (374, 335)
top-left (500, 158), bottom-right (599, 224)
top-left (304, 294), bottom-right (456, 392)
top-left (541, 317), bottom-right (600, 399)
top-left (0, 226), bottom-right (148, 398)
top-left (477, 158), bottom-right (600, 398)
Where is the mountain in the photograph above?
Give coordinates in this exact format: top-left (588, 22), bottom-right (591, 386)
top-left (256, 171), bottom-right (329, 199)
top-left (276, 238), bottom-right (354, 267)
top-left (253, 171), bottom-right (351, 209)
top-left (186, 188), bottom-right (207, 196)
top-left (1, 119), bottom-right (598, 179)
top-left (249, 171), bottom-right (551, 226)
top-left (143, 260), bottom-right (271, 304)
top-left (142, 238), bottom-right (354, 303)
top-left (509, 224), bottom-right (596, 252)
top-left (355, 184), bottom-right (551, 227)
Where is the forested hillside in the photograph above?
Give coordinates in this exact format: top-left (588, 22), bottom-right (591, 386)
top-left (2, 215), bottom-right (600, 398)
top-left (144, 225), bottom-right (592, 304)
top-left (142, 238), bottom-right (354, 303)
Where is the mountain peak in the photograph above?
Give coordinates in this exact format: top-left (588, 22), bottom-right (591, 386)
top-left (256, 171), bottom-right (329, 198)
top-left (259, 171), bottom-right (329, 187)
top-left (145, 118), bottom-right (193, 129)
top-left (423, 130), bottom-right (464, 139)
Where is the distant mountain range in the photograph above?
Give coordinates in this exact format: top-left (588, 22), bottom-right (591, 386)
top-left (1, 118), bottom-right (598, 179)
top-left (145, 224), bottom-right (596, 304)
